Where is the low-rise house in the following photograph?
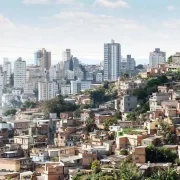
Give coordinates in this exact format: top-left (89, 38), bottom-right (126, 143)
top-left (0, 157), bottom-right (33, 172)
top-left (134, 146), bottom-right (146, 163)
top-left (116, 132), bottom-right (148, 150)
top-left (120, 95), bottom-right (137, 113)
top-left (149, 92), bottom-right (171, 112)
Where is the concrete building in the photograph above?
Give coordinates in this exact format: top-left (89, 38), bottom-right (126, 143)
top-left (12, 88), bottom-right (22, 96)
top-left (2, 93), bottom-right (14, 107)
top-left (0, 73), bottom-right (4, 91)
top-left (120, 95), bottom-right (137, 113)
top-left (95, 72), bottom-right (103, 83)
top-left (24, 82), bottom-right (34, 94)
top-left (121, 55), bottom-right (136, 76)
top-left (149, 48), bottom-right (166, 68)
top-left (38, 81), bottom-right (55, 101)
top-left (104, 39), bottom-right (121, 81)
top-left (65, 70), bottom-right (74, 80)
top-left (14, 58), bottom-right (26, 88)
top-left (61, 85), bottom-right (71, 96)
top-left (62, 49), bottom-right (71, 62)
top-left (49, 65), bottom-right (57, 81)
top-left (26, 65), bottom-right (45, 82)
top-left (3, 58), bottom-right (11, 84)
top-left (70, 79), bottom-right (92, 94)
top-left (74, 67), bottom-right (84, 80)
top-left (35, 48), bottom-right (51, 70)
top-left (126, 55), bottom-right (136, 72)
top-left (172, 52), bottom-right (180, 64)
top-left (149, 92), bottom-right (171, 111)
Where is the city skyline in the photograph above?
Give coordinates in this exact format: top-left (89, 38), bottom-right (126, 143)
top-left (0, 0), bottom-right (180, 64)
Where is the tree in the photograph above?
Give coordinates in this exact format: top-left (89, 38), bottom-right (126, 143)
top-left (4, 109), bottom-right (17, 116)
top-left (136, 64), bottom-right (144, 69)
top-left (41, 95), bottom-right (78, 117)
top-left (103, 117), bottom-right (117, 131)
top-left (117, 162), bottom-right (141, 180)
top-left (22, 101), bottom-right (36, 108)
top-left (147, 168), bottom-right (180, 180)
top-left (167, 56), bottom-right (172, 64)
top-left (103, 81), bottom-right (109, 89)
top-left (73, 108), bottom-right (81, 118)
top-left (90, 88), bottom-right (105, 107)
top-left (146, 145), bottom-right (178, 163)
top-left (120, 149), bottom-right (129, 155)
top-left (91, 160), bottom-right (101, 173)
top-left (158, 121), bottom-right (175, 144)
top-left (86, 117), bottom-right (95, 132)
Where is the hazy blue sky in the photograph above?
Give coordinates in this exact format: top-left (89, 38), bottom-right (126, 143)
top-left (0, 0), bottom-right (180, 65)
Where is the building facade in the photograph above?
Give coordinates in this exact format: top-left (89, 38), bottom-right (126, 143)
top-left (35, 48), bottom-right (51, 70)
top-left (14, 58), bottom-right (26, 88)
top-left (149, 48), bottom-right (166, 68)
top-left (3, 58), bottom-right (11, 84)
top-left (104, 40), bottom-right (121, 81)
top-left (38, 81), bottom-right (55, 101)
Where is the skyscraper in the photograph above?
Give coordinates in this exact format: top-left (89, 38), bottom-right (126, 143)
top-left (149, 48), bottom-right (166, 68)
top-left (62, 49), bottom-right (71, 61)
top-left (3, 58), bottom-right (11, 84)
top-left (35, 48), bottom-right (51, 70)
top-left (14, 58), bottom-right (26, 88)
top-left (104, 40), bottom-right (121, 81)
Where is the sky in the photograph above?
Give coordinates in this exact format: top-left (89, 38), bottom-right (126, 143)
top-left (0, 0), bottom-right (180, 65)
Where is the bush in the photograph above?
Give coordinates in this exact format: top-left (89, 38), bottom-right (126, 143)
top-left (120, 149), bottom-right (129, 155)
top-left (4, 109), bottom-right (17, 116)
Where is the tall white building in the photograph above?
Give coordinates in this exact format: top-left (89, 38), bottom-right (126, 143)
top-left (149, 48), bottom-right (166, 68)
top-left (121, 55), bottom-right (136, 76)
top-left (3, 58), bottom-right (11, 84)
top-left (49, 65), bottom-right (57, 81)
top-left (35, 48), bottom-right (51, 70)
top-left (14, 58), bottom-right (26, 88)
top-left (0, 73), bottom-right (4, 91)
top-left (62, 49), bottom-right (71, 62)
top-left (38, 81), bottom-right (55, 101)
top-left (126, 55), bottom-right (135, 71)
top-left (104, 40), bottom-right (121, 81)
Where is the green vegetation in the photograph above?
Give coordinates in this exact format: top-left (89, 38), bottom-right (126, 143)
top-left (103, 117), bottom-right (118, 131)
top-left (167, 56), bottom-right (172, 64)
top-left (120, 149), bottom-right (129, 155)
top-left (158, 121), bottom-right (176, 145)
top-left (136, 64), bottom-right (144, 69)
top-left (73, 161), bottom-right (180, 180)
top-left (91, 160), bottom-right (101, 173)
top-left (22, 101), bottom-right (36, 108)
top-left (147, 168), bottom-right (179, 180)
top-left (123, 127), bottom-right (137, 134)
top-left (90, 83), bottom-right (118, 108)
top-left (4, 109), bottom-right (17, 116)
top-left (127, 75), bottom-right (169, 121)
top-left (86, 117), bottom-right (96, 132)
top-left (41, 95), bottom-right (78, 117)
top-left (146, 145), bottom-right (178, 163)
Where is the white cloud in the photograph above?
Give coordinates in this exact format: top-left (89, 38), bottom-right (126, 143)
top-left (167, 5), bottom-right (175, 11)
top-left (23, 0), bottom-right (49, 4)
top-left (23, 0), bottom-right (75, 5)
top-left (51, 11), bottom-right (141, 30)
top-left (163, 19), bottom-right (180, 28)
top-left (94, 0), bottom-right (129, 8)
top-left (0, 15), bottom-right (15, 29)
